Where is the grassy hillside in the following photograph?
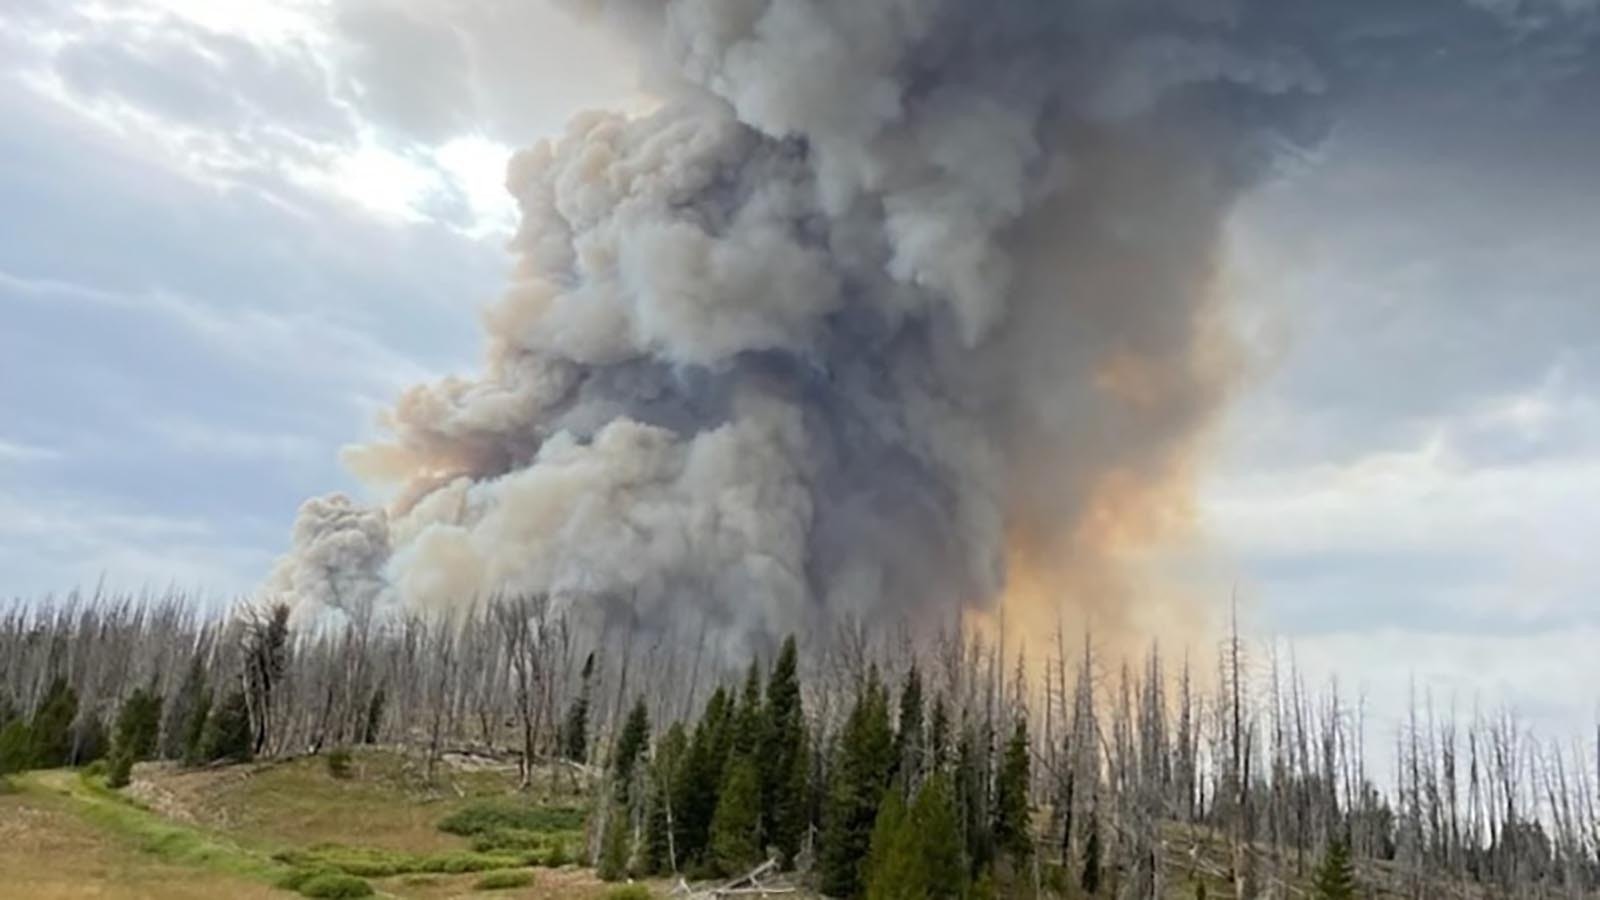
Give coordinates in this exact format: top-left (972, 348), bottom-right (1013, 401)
top-left (0, 749), bottom-right (659, 900)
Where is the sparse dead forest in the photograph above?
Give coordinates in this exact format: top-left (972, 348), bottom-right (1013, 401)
top-left (1, 589), bottom-right (1596, 899)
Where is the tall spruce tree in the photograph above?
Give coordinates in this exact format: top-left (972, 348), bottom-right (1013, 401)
top-left (914, 774), bottom-right (966, 897)
top-left (645, 721), bottom-right (688, 874)
top-left (27, 677), bottom-right (78, 768)
top-left (866, 773), bottom-right (967, 900)
top-left (672, 686), bottom-right (732, 866)
top-left (864, 786), bottom-right (912, 900)
top-left (892, 664), bottom-right (925, 793)
top-left (204, 689), bottom-right (253, 763)
top-left (1081, 809), bottom-right (1103, 896)
top-left (710, 754), bottom-right (763, 874)
top-left (928, 695), bottom-right (950, 775)
top-left (562, 652), bottom-right (596, 763)
top-left (161, 651), bottom-right (207, 760)
top-left (759, 636), bottom-right (808, 865)
top-left (993, 717), bottom-right (1032, 863)
top-left (819, 665), bottom-right (895, 898)
top-left (108, 685), bottom-right (163, 787)
top-left (613, 696), bottom-right (651, 798)
top-left (0, 720), bottom-right (29, 774)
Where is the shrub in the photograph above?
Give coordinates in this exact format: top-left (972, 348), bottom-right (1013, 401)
top-left (474, 870), bottom-right (535, 891)
top-left (106, 749), bottom-right (134, 788)
top-left (469, 828), bottom-right (546, 853)
top-left (438, 800), bottom-right (586, 836)
top-left (604, 886), bottom-right (652, 900)
top-left (296, 872), bottom-right (374, 899)
top-left (542, 840), bottom-right (569, 868)
top-left (325, 747), bottom-right (353, 780)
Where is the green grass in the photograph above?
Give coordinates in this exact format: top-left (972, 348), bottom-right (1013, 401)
top-left (474, 869), bottom-right (536, 890)
top-left (604, 886), bottom-right (652, 900)
top-left (17, 769), bottom-right (287, 884)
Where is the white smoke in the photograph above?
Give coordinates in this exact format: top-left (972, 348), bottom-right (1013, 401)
top-left (271, 0), bottom-right (1589, 646)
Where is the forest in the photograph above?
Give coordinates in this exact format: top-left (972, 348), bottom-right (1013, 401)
top-left (1, 589), bottom-right (1595, 899)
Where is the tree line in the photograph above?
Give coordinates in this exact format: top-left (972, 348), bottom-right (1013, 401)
top-left (2, 590), bottom-right (1597, 898)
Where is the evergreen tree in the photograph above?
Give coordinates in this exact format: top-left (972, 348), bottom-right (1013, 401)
top-left (107, 685), bottom-right (163, 788)
top-left (204, 689), bottom-right (253, 763)
top-left (672, 686), bottom-right (732, 865)
top-left (927, 695), bottom-right (950, 775)
top-left (182, 686), bottom-right (213, 766)
top-left (759, 635), bottom-right (808, 865)
top-left (613, 696), bottom-right (651, 796)
top-left (113, 686), bottom-right (164, 763)
top-left (597, 801), bottom-right (631, 882)
top-left (955, 722), bottom-right (994, 878)
top-left (819, 666), bottom-right (895, 899)
top-left (866, 773), bottom-right (967, 900)
top-left (27, 677), bottom-right (78, 768)
top-left (913, 774), bottom-right (966, 898)
top-left (1313, 839), bottom-right (1357, 900)
top-left (710, 754), bottom-right (763, 874)
top-left (992, 718), bottom-right (1032, 862)
top-left (562, 652), bottom-right (596, 763)
top-left (72, 713), bottom-right (108, 766)
top-left (161, 652), bottom-right (207, 760)
top-left (892, 664), bottom-right (924, 791)
top-left (362, 687), bottom-right (386, 744)
top-left (1081, 810), bottom-right (1102, 896)
top-left (0, 720), bottom-right (30, 775)
top-left (864, 786), bottom-right (912, 900)
top-left (645, 721), bottom-right (688, 874)
top-left (734, 661), bottom-right (762, 755)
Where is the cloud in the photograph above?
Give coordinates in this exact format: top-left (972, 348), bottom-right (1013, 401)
top-left (0, 438), bottom-right (60, 463)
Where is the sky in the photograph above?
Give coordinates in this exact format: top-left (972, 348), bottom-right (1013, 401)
top-left (1, 1), bottom-right (1597, 748)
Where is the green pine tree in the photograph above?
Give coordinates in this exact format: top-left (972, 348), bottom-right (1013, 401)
top-left (892, 664), bottom-right (924, 792)
top-left (644, 721), bottom-right (688, 874)
top-left (1081, 810), bottom-right (1102, 896)
top-left (203, 689), bottom-right (253, 764)
top-left (864, 772), bottom-right (967, 900)
top-left (759, 636), bottom-right (808, 866)
top-left (562, 653), bottom-right (596, 763)
top-left (927, 695), bottom-right (950, 775)
top-left (864, 786), bottom-right (913, 900)
top-left (162, 652), bottom-right (207, 760)
top-left (613, 696), bottom-right (651, 799)
top-left (597, 800), bottom-right (631, 882)
top-left (710, 753), bottom-right (763, 875)
top-left (819, 665), bottom-right (895, 899)
top-left (0, 720), bottom-right (30, 775)
top-left (113, 686), bottom-right (164, 763)
top-left (672, 686), bottom-right (732, 866)
top-left (362, 687), bottom-right (386, 744)
top-left (182, 686), bottom-right (212, 766)
top-left (992, 718), bottom-right (1032, 862)
top-left (28, 677), bottom-right (78, 768)
top-left (913, 774), bottom-right (966, 898)
top-left (1313, 839), bottom-right (1357, 900)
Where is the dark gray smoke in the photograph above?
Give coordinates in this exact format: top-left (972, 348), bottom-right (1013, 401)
top-left (266, 0), bottom-right (1594, 648)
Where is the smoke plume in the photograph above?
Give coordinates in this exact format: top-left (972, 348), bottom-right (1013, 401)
top-left (266, 0), bottom-right (1582, 649)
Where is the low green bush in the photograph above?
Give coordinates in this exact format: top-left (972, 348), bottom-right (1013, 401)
top-left (325, 747), bottom-right (353, 780)
top-left (438, 800), bottom-right (586, 836)
top-left (474, 870), bottom-right (535, 891)
top-left (296, 872), bottom-right (374, 899)
top-left (604, 885), bottom-right (652, 900)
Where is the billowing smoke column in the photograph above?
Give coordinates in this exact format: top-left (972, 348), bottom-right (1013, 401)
top-left (265, 0), bottom-right (1576, 646)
